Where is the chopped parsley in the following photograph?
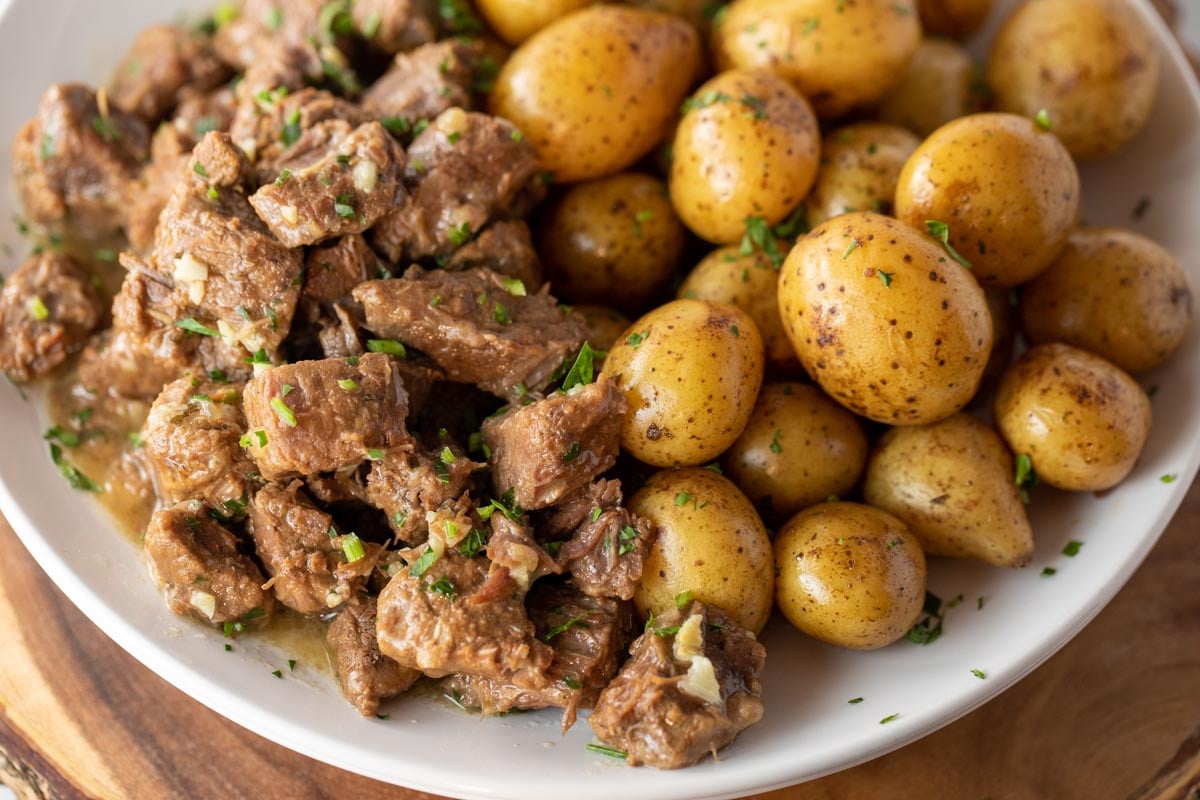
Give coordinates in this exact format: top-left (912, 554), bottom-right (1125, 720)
top-left (848, 697), bottom-right (864, 704)
top-left (560, 342), bottom-right (601, 391)
top-left (842, 238), bottom-right (861, 259)
top-left (971, 668), bottom-right (986, 680)
top-left (618, 526), bottom-right (639, 555)
top-left (1062, 540), bottom-right (1083, 557)
top-left (280, 108), bottom-right (302, 147)
top-left (459, 527), bottom-right (487, 558)
top-left (904, 591), bottom-right (945, 645)
top-left (680, 89), bottom-right (733, 115)
top-left (500, 277), bottom-right (527, 296)
top-left (274, 168), bottom-right (291, 186)
top-left (1034, 108), bottom-right (1053, 131)
top-left (585, 743), bottom-right (627, 760)
top-left (409, 548), bottom-right (438, 578)
top-left (270, 397), bottom-right (298, 427)
top-left (271, 669), bottom-right (283, 679)
top-left (562, 442), bottom-right (582, 462)
top-left (740, 215), bottom-right (786, 268)
top-left (338, 378), bottom-right (359, 391)
top-left (366, 449), bottom-right (385, 461)
top-left (448, 221), bottom-right (472, 247)
top-left (128, 431), bottom-right (145, 449)
top-left (366, 339), bottom-right (406, 357)
top-left (193, 162), bottom-right (209, 178)
top-left (590, 506), bottom-right (603, 523)
top-left (675, 591), bottom-right (694, 609)
top-left (632, 209), bottom-right (654, 239)
top-left (175, 318), bottom-right (221, 337)
top-left (334, 194), bottom-right (356, 218)
top-left (493, 302), bottom-right (511, 325)
top-left (48, 443), bottom-right (101, 493)
top-left (769, 429), bottom-right (783, 454)
top-left (428, 577), bottom-right (457, 599)
top-left (1014, 453), bottom-right (1038, 504)
top-left (1041, 567), bottom-right (1057, 577)
top-left (544, 614), bottom-right (589, 642)
top-left (879, 713), bottom-right (901, 725)
top-left (675, 491), bottom-right (693, 506)
top-left (27, 296), bottom-right (49, 322)
top-left (91, 116), bottom-right (121, 142)
top-left (925, 220), bottom-right (972, 269)
top-left (877, 269), bottom-right (894, 288)
top-left (1161, 473), bottom-right (1178, 484)
top-left (626, 330), bottom-right (649, 349)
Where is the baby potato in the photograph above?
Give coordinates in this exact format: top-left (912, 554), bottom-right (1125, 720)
top-left (713, 0), bottom-right (921, 119)
top-left (537, 172), bottom-right (686, 313)
top-left (631, 467), bottom-right (775, 634)
top-left (601, 299), bottom-right (765, 467)
top-left (489, 6), bottom-right (701, 183)
top-left (917, 0), bottom-right (994, 38)
top-left (877, 38), bottom-right (988, 138)
top-left (670, 69), bottom-right (820, 244)
top-left (774, 502), bottom-right (926, 649)
top-left (863, 414), bottom-right (1034, 568)
top-left (722, 383), bottom-right (869, 525)
top-left (572, 305), bottom-right (632, 353)
top-left (474, 0), bottom-right (594, 45)
top-left (778, 212), bottom-right (993, 425)
top-left (894, 113), bottom-right (1081, 287)
top-left (994, 343), bottom-right (1152, 491)
top-left (805, 123), bottom-right (921, 229)
top-left (1020, 227), bottom-right (1193, 374)
top-left (988, 0), bottom-right (1160, 161)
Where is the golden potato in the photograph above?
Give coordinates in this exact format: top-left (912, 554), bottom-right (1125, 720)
top-left (894, 113), bottom-right (1081, 287)
top-left (994, 343), bottom-right (1152, 491)
top-left (631, 467), bottom-right (775, 634)
top-left (774, 502), bottom-right (926, 649)
top-left (1020, 227), bottom-right (1193, 374)
top-left (917, 0), bottom-right (994, 38)
top-left (489, 6), bottom-right (701, 183)
top-left (805, 123), bottom-right (921, 229)
top-left (863, 414), bottom-right (1035, 568)
top-left (572, 305), bottom-right (632, 353)
top-left (988, 0), bottom-right (1160, 160)
top-left (713, 0), bottom-right (921, 118)
top-left (721, 383), bottom-right (869, 525)
top-left (601, 299), bottom-right (765, 467)
top-left (778, 212), bottom-right (993, 425)
top-left (474, 0), bottom-right (595, 45)
top-left (877, 38), bottom-right (988, 138)
top-left (670, 69), bottom-right (820, 244)
top-left (537, 172), bottom-right (686, 313)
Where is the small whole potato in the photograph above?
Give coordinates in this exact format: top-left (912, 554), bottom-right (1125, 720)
top-left (474, 0), bottom-right (594, 45)
top-left (994, 343), bottom-right (1152, 491)
top-left (631, 467), bottom-right (775, 634)
top-left (774, 502), bottom-right (926, 649)
top-left (713, 0), bottom-right (921, 119)
top-left (988, 0), bottom-right (1160, 161)
top-left (572, 305), bottom-right (632, 353)
top-left (537, 172), bottom-right (686, 313)
top-left (778, 212), bottom-right (993, 425)
top-left (489, 6), bottom-right (701, 183)
top-left (863, 414), bottom-right (1035, 568)
top-left (602, 299), bottom-right (765, 467)
top-left (805, 123), bottom-right (922, 229)
top-left (877, 38), bottom-right (988, 138)
top-left (722, 383), bottom-right (869, 525)
top-left (917, 0), bottom-right (994, 38)
top-left (670, 69), bottom-right (820, 244)
top-left (894, 113), bottom-right (1081, 287)
top-left (1020, 227), bottom-right (1193, 374)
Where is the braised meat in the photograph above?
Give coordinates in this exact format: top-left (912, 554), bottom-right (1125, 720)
top-left (303, 234), bottom-right (385, 304)
top-left (535, 478), bottom-right (625, 540)
top-left (365, 441), bottom-right (478, 544)
top-left (108, 25), bottom-right (229, 122)
top-left (326, 595), bottom-right (421, 717)
top-left (353, 0), bottom-right (437, 54)
top-left (213, 0), bottom-right (338, 74)
top-left (472, 513), bottom-right (562, 604)
top-left (443, 220), bottom-right (543, 289)
top-left (362, 40), bottom-right (479, 125)
top-left (235, 87), bottom-right (368, 184)
top-left (556, 501), bottom-right (655, 602)
top-left (316, 303), bottom-right (366, 359)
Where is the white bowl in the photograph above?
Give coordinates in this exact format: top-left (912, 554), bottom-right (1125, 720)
top-left (0, 1), bottom-right (1197, 798)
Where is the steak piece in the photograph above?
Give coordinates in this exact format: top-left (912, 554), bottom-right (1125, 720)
top-left (353, 267), bottom-right (586, 400)
top-left (361, 40), bottom-right (478, 125)
top-left (535, 478), bottom-right (624, 540)
top-left (443, 220), bottom-right (543, 289)
top-left (143, 500), bottom-right (275, 627)
top-left (108, 24), bottom-right (229, 122)
top-left (471, 513), bottom-right (562, 604)
top-left (353, 0), bottom-right (437, 54)
top-left (213, 0), bottom-right (337, 73)
top-left (326, 595), bottom-right (421, 716)
top-left (0, 253), bottom-right (104, 382)
top-left (589, 602), bottom-right (766, 769)
top-left (556, 501), bottom-right (655, 602)
top-left (241, 353), bottom-right (409, 480)
top-left (303, 234), bottom-right (385, 304)
top-left (365, 442), bottom-right (478, 544)
top-left (236, 86), bottom-right (368, 184)
top-left (316, 304), bottom-right (365, 360)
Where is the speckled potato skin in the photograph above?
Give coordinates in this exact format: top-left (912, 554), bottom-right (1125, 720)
top-left (670, 69), bottom-right (820, 244)
top-left (805, 123), bottom-right (921, 229)
top-left (993, 343), bottom-right (1152, 491)
top-left (677, 245), bottom-right (799, 373)
top-left (722, 383), bottom-right (869, 525)
top-left (488, 6), bottom-right (701, 183)
top-left (863, 414), bottom-right (1034, 567)
top-left (894, 113), bottom-right (1081, 287)
top-left (601, 299), bottom-right (765, 467)
top-left (987, 0), bottom-right (1160, 161)
top-left (631, 468), bottom-right (775, 634)
top-left (877, 38), bottom-right (987, 138)
top-left (713, 0), bottom-right (921, 119)
top-left (475, 0), bottom-right (594, 45)
top-left (537, 172), bottom-right (686, 313)
top-left (1020, 227), bottom-right (1193, 374)
top-left (917, 0), bottom-right (994, 38)
top-left (778, 212), bottom-right (993, 425)
top-left (773, 502), bottom-right (926, 649)
top-left (572, 305), bottom-right (632, 353)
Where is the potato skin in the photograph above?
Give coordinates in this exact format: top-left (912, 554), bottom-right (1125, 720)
top-left (722, 383), bottom-right (869, 525)
top-left (805, 123), bottom-right (921, 229)
top-left (631, 468), bottom-right (775, 634)
top-left (537, 172), bottom-right (685, 313)
top-left (670, 69), bottom-right (820, 244)
top-left (994, 343), bottom-right (1152, 491)
top-left (877, 38), bottom-right (987, 138)
top-left (601, 299), bottom-right (765, 467)
top-left (987, 0), bottom-right (1160, 161)
top-left (778, 212), bottom-right (993, 425)
top-left (917, 0), bottom-right (994, 38)
top-left (489, 7), bottom-right (701, 183)
top-left (572, 305), bottom-right (632, 353)
top-left (1020, 227), bottom-right (1193, 374)
top-left (894, 113), bottom-right (1081, 287)
top-left (863, 414), bottom-right (1034, 568)
top-left (713, 0), bottom-right (921, 119)
top-left (774, 502), bottom-right (926, 649)
top-left (474, 0), bottom-right (594, 45)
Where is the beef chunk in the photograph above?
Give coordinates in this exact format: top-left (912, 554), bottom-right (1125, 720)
top-left (482, 375), bottom-right (626, 510)
top-left (353, 0), bottom-right (437, 54)
top-left (242, 353), bottom-right (409, 479)
top-left (108, 25), bottom-right (229, 122)
top-left (471, 513), bottom-right (562, 604)
top-left (535, 478), bottom-right (624, 541)
top-left (365, 441), bottom-right (477, 544)
top-left (362, 40), bottom-right (478, 125)
top-left (127, 124), bottom-right (190, 253)
top-left (0, 253), bottom-right (104, 382)
top-left (234, 86), bottom-right (368, 183)
top-left (213, 0), bottom-right (339, 73)
top-left (353, 267), bottom-right (587, 399)
top-left (143, 500), bottom-right (275, 627)
top-left (589, 602), bottom-right (766, 769)
top-left (250, 121), bottom-right (405, 247)
top-left (327, 595), bottom-right (421, 716)
top-left (557, 500), bottom-right (655, 602)
top-left (303, 234), bottom-right (385, 304)
top-left (316, 304), bottom-right (365, 360)
top-left (12, 83), bottom-right (150, 237)
top-left (444, 220), bottom-right (543, 289)
top-left (173, 86), bottom-right (237, 143)
top-left (391, 359), bottom-right (442, 420)
top-left (305, 464), bottom-right (369, 506)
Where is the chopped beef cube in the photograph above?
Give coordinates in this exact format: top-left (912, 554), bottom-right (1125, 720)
top-left (589, 602), bottom-right (766, 769)
top-left (108, 24), bottom-right (230, 122)
top-left (172, 85), bottom-right (237, 144)
top-left (213, 0), bottom-right (338, 74)
top-left (353, 267), bottom-right (587, 400)
top-left (353, 0), bottom-right (437, 54)
top-left (557, 502), bottom-right (655, 602)
top-left (303, 234), bottom-right (385, 304)
top-left (444, 220), bottom-right (543, 289)
top-left (127, 123), bottom-right (190, 253)
top-left (0, 253), bottom-right (104, 382)
top-left (226, 47), bottom-right (314, 158)
top-left (237, 87), bottom-right (368, 183)
top-left (143, 500), bottom-right (275, 627)
top-left (11, 83), bottom-right (150, 238)
top-left (305, 464), bottom-right (370, 507)
top-left (472, 513), bottom-right (562, 604)
top-left (482, 375), bottom-right (626, 510)
top-left (365, 441), bottom-right (477, 544)
top-left (535, 478), bottom-right (624, 541)
top-left (362, 40), bottom-right (478, 125)
top-left (391, 359), bottom-right (442, 420)
top-left (327, 595), bottom-right (421, 716)
top-left (316, 303), bottom-right (365, 360)
top-left (242, 353), bottom-right (409, 480)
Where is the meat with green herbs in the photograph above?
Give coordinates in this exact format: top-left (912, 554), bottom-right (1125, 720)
top-left (364, 441), bottom-right (479, 544)
top-left (362, 39), bottom-right (481, 125)
top-left (108, 24), bottom-right (230, 123)
top-left (442, 219), bottom-right (543, 288)
top-left (327, 594), bottom-right (422, 717)
top-left (352, 0), bottom-right (437, 55)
